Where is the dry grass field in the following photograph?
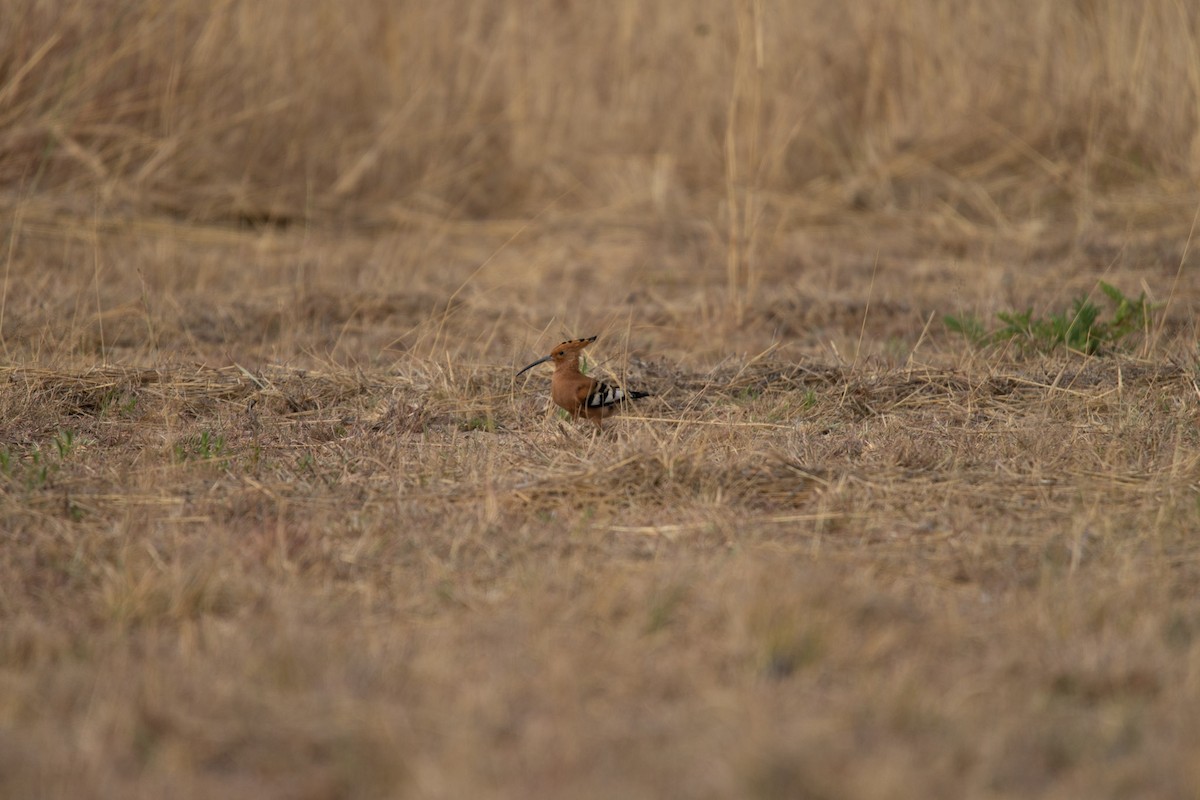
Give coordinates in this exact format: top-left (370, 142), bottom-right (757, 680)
top-left (4, 1), bottom-right (1200, 798)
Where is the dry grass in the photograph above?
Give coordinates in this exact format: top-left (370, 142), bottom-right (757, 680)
top-left (4, 2), bottom-right (1200, 798)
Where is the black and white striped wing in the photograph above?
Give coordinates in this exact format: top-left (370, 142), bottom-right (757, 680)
top-left (584, 380), bottom-right (628, 410)
top-left (582, 380), bottom-right (651, 411)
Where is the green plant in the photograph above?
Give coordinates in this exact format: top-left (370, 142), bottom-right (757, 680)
top-left (175, 431), bottom-right (227, 463)
top-left (0, 431), bottom-right (86, 490)
top-left (53, 429), bottom-right (76, 459)
top-left (1098, 281), bottom-right (1154, 343)
top-left (97, 390), bottom-right (138, 419)
top-left (945, 282), bottom-right (1153, 354)
top-left (26, 446), bottom-right (56, 489)
top-left (942, 313), bottom-right (989, 347)
top-left (463, 415), bottom-right (497, 432)
top-left (735, 386), bottom-right (761, 402)
top-left (196, 431), bottom-right (225, 458)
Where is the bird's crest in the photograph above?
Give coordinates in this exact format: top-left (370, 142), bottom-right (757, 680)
top-left (549, 335), bottom-right (597, 357)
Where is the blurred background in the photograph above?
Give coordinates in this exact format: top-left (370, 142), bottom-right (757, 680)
top-left (5, 0), bottom-right (1198, 230)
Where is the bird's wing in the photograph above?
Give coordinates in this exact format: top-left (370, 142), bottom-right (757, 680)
top-left (580, 379), bottom-right (629, 410)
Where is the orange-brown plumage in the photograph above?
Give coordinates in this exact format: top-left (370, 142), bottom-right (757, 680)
top-left (516, 335), bottom-right (650, 428)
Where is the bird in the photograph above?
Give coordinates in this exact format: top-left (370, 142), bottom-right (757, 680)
top-left (515, 335), bottom-right (651, 428)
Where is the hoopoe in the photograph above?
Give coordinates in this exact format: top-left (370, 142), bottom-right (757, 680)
top-left (516, 335), bottom-right (651, 428)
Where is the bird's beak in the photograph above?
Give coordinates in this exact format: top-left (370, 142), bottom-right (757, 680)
top-left (516, 354), bottom-right (552, 376)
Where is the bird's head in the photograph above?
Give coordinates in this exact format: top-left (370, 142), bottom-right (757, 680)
top-left (516, 335), bottom-right (597, 375)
